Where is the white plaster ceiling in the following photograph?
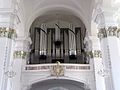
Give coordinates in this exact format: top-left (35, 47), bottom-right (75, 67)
top-left (22, 0), bottom-right (95, 35)
top-left (32, 11), bottom-right (85, 28)
top-left (18, 0), bottom-right (120, 37)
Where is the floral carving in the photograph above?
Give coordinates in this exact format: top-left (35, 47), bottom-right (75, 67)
top-left (51, 61), bottom-right (64, 77)
top-left (14, 51), bottom-right (28, 59)
top-left (98, 26), bottom-right (120, 39)
top-left (86, 50), bottom-right (102, 58)
top-left (0, 27), bottom-right (17, 39)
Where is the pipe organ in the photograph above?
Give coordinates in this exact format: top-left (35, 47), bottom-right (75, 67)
top-left (29, 23), bottom-right (87, 64)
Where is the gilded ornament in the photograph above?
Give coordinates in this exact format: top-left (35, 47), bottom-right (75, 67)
top-left (51, 61), bottom-right (64, 77)
top-left (98, 26), bottom-right (120, 38)
top-left (86, 50), bottom-right (102, 58)
top-left (14, 51), bottom-right (27, 59)
top-left (0, 27), bottom-right (17, 39)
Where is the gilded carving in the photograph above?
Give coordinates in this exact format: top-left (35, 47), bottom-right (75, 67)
top-left (86, 50), bottom-right (102, 58)
top-left (117, 28), bottom-right (120, 37)
top-left (98, 26), bottom-right (120, 39)
top-left (93, 50), bottom-right (102, 58)
top-left (0, 27), bottom-right (17, 39)
top-left (86, 51), bottom-right (93, 58)
top-left (98, 28), bottom-right (107, 39)
top-left (51, 61), bottom-right (64, 77)
top-left (107, 26), bottom-right (117, 36)
top-left (14, 51), bottom-right (28, 59)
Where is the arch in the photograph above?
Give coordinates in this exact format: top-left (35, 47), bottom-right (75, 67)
top-left (29, 77), bottom-right (90, 90)
top-left (28, 76), bottom-right (90, 89)
top-left (25, 5), bottom-right (90, 36)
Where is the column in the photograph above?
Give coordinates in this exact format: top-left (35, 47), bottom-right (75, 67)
top-left (98, 27), bottom-right (114, 90)
top-left (92, 4), bottom-right (115, 89)
top-left (11, 38), bottom-right (30, 90)
top-left (0, 28), bottom-right (17, 90)
top-left (0, 0), bottom-right (18, 90)
top-left (98, 27), bottom-right (120, 90)
top-left (84, 37), bottom-right (95, 90)
top-left (88, 36), bottom-right (106, 90)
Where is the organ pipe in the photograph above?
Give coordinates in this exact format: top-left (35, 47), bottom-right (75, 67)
top-left (40, 23), bottom-right (47, 55)
top-left (69, 24), bottom-right (76, 55)
top-left (29, 22), bottom-right (86, 64)
top-left (55, 22), bottom-right (60, 41)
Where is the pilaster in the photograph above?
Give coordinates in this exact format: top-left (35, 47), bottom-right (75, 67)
top-left (98, 26), bottom-right (120, 90)
top-left (0, 0), bottom-right (26, 90)
top-left (87, 36), bottom-right (106, 90)
top-left (10, 38), bottom-right (30, 90)
top-left (92, 2), bottom-right (117, 89)
top-left (0, 28), bottom-right (17, 90)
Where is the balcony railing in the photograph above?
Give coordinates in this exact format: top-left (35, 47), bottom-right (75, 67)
top-left (25, 64), bottom-right (91, 71)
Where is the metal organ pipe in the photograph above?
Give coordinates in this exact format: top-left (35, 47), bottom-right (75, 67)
top-left (55, 22), bottom-right (60, 41)
top-left (40, 23), bottom-right (47, 55)
top-left (29, 20), bottom-right (86, 64)
top-left (55, 22), bottom-right (61, 58)
top-left (69, 24), bottom-right (76, 55)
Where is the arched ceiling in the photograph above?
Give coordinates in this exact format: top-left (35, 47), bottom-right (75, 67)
top-left (22, 0), bottom-right (95, 36)
top-left (18, 0), bottom-right (120, 37)
top-left (32, 11), bottom-right (85, 28)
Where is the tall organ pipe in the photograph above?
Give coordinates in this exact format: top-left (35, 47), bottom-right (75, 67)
top-left (55, 22), bottom-right (60, 41)
top-left (40, 23), bottom-right (47, 55)
top-left (69, 24), bottom-right (76, 55)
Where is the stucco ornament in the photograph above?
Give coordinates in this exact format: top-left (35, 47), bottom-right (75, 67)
top-left (51, 61), bottom-right (64, 77)
top-left (4, 67), bottom-right (16, 78)
top-left (14, 51), bottom-right (28, 59)
top-left (0, 27), bottom-right (17, 39)
top-left (97, 68), bottom-right (110, 77)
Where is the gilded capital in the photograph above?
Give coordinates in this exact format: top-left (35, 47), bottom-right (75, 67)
top-left (0, 27), bottom-right (17, 39)
top-left (98, 28), bottom-right (107, 39)
top-left (107, 26), bottom-right (117, 36)
top-left (98, 26), bottom-right (120, 39)
top-left (86, 50), bottom-right (102, 58)
top-left (14, 51), bottom-right (28, 59)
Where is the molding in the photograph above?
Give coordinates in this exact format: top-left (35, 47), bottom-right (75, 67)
top-left (0, 27), bottom-right (17, 39)
top-left (86, 50), bottom-right (102, 58)
top-left (0, 8), bottom-right (15, 14)
top-left (98, 26), bottom-right (120, 39)
top-left (13, 51), bottom-right (28, 59)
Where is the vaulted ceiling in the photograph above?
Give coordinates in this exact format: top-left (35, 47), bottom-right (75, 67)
top-left (22, 0), bottom-right (95, 34)
top-left (19, 0), bottom-right (118, 36)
